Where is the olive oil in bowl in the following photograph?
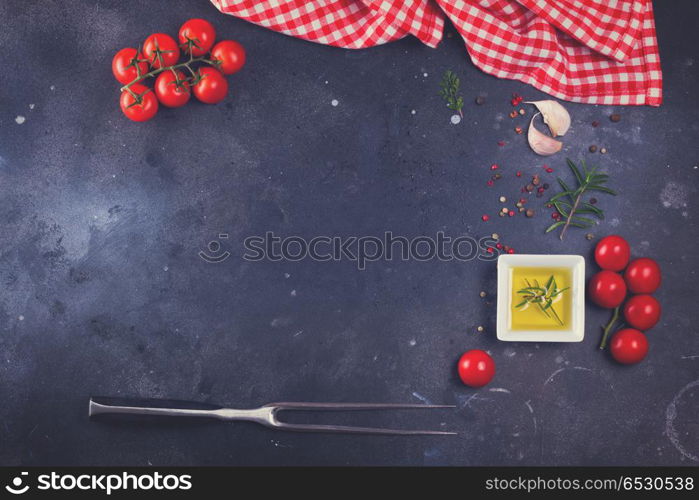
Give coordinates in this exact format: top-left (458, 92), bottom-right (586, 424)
top-left (496, 254), bottom-right (585, 342)
top-left (510, 267), bottom-right (572, 331)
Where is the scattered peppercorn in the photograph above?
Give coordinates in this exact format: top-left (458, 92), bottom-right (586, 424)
top-left (508, 211), bottom-right (514, 217)
top-left (486, 180), bottom-right (494, 186)
top-left (475, 96), bottom-right (485, 105)
top-left (537, 187), bottom-right (545, 193)
top-left (497, 140), bottom-right (505, 146)
top-left (499, 196), bottom-right (507, 202)
top-left (589, 145), bottom-right (598, 153)
top-left (496, 243), bottom-right (503, 249)
top-left (477, 325), bottom-right (484, 332)
top-left (544, 167), bottom-right (553, 173)
top-left (479, 291), bottom-right (487, 297)
top-left (525, 184), bottom-right (534, 192)
top-left (482, 215), bottom-right (490, 221)
top-left (486, 247), bottom-right (494, 253)
top-left (600, 147), bottom-right (607, 154)
top-left (494, 173), bottom-right (502, 180)
top-left (592, 120), bottom-right (599, 127)
top-left (526, 209), bottom-right (535, 217)
top-left (552, 212), bottom-right (560, 219)
top-left (610, 114), bottom-right (621, 122)
top-left (491, 164), bottom-right (499, 170)
top-left (516, 171), bottom-right (522, 177)
top-left (543, 183), bottom-right (550, 189)
top-left (532, 176), bottom-right (540, 186)
top-left (507, 248), bottom-right (515, 254)
top-left (585, 233), bottom-right (595, 241)
top-left (509, 110), bottom-right (518, 118)
top-left (515, 126), bottom-right (523, 134)
top-left (519, 108), bottom-right (525, 115)
top-left (492, 233), bottom-right (499, 240)
top-left (589, 198), bottom-right (597, 205)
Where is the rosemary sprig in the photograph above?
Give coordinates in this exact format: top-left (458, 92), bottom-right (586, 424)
top-left (545, 158), bottom-right (617, 240)
top-left (439, 70), bottom-right (464, 117)
top-left (515, 276), bottom-right (569, 326)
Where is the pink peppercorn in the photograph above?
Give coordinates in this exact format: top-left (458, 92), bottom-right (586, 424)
top-left (482, 215), bottom-right (490, 221)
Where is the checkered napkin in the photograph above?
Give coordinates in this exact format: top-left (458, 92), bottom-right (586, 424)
top-left (211, 0), bottom-right (662, 105)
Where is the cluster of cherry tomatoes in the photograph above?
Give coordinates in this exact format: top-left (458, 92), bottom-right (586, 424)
top-left (111, 19), bottom-right (246, 121)
top-left (588, 235), bottom-right (662, 364)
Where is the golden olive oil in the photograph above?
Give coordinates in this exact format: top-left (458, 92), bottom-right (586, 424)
top-left (510, 266), bottom-right (572, 330)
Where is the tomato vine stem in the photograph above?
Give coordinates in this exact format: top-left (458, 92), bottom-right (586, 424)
top-left (599, 306), bottom-right (620, 350)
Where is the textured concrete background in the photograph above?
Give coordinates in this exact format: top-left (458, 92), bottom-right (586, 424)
top-left (0, 0), bottom-right (697, 466)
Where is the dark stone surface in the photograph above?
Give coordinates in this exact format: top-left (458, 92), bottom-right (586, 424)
top-left (0, 0), bottom-right (697, 466)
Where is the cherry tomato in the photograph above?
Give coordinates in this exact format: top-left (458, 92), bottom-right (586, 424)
top-left (624, 258), bottom-right (661, 294)
top-left (594, 235), bottom-right (630, 272)
top-left (119, 84), bottom-right (158, 122)
top-left (457, 350), bottom-right (495, 388)
top-left (610, 328), bottom-right (648, 364)
top-left (193, 67), bottom-right (228, 104)
top-left (210, 40), bottom-right (246, 75)
top-left (179, 19), bottom-right (216, 56)
top-left (588, 270), bottom-right (627, 308)
top-left (623, 294), bottom-right (661, 331)
top-left (143, 33), bottom-right (181, 69)
top-left (155, 70), bottom-right (191, 108)
top-left (112, 48), bottom-right (149, 85)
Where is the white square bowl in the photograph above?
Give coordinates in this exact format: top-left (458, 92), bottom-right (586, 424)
top-left (496, 254), bottom-right (585, 342)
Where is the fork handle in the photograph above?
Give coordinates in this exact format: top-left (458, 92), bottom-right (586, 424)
top-left (89, 398), bottom-right (225, 419)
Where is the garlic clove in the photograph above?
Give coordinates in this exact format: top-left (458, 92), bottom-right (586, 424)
top-left (525, 100), bottom-right (570, 137)
top-left (528, 113), bottom-right (563, 156)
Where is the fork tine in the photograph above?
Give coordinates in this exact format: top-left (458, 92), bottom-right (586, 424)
top-left (273, 422), bottom-right (457, 436)
top-left (266, 402), bottom-right (456, 411)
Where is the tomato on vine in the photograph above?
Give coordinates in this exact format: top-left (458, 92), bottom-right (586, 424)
top-left (588, 270), bottom-right (627, 309)
top-left (610, 328), bottom-right (648, 364)
top-left (112, 48), bottom-right (149, 85)
top-left (624, 258), bottom-right (661, 294)
top-left (193, 67), bottom-right (228, 104)
top-left (143, 33), bottom-right (181, 69)
top-left (120, 84), bottom-right (158, 122)
top-left (155, 70), bottom-right (191, 108)
top-left (623, 294), bottom-right (661, 331)
top-left (179, 19), bottom-right (216, 56)
top-left (594, 235), bottom-right (630, 272)
top-left (211, 40), bottom-right (246, 75)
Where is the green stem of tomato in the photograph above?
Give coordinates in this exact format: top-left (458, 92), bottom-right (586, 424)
top-left (599, 306), bottom-right (620, 350)
top-left (119, 56), bottom-right (218, 94)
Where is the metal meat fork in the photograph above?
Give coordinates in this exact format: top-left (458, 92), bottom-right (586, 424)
top-left (89, 398), bottom-right (456, 435)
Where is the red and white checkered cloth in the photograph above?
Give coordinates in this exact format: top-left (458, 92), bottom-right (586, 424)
top-left (211, 0), bottom-right (662, 106)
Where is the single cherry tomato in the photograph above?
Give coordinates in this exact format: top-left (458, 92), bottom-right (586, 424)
top-left (179, 19), bottom-right (216, 56)
top-left (457, 350), bottom-right (495, 388)
top-left (119, 84), bottom-right (158, 122)
top-left (193, 67), bottom-right (228, 104)
top-left (624, 258), bottom-right (661, 294)
top-left (112, 48), bottom-right (149, 85)
top-left (143, 33), bottom-right (181, 69)
top-left (623, 294), bottom-right (661, 331)
top-left (610, 328), bottom-right (648, 364)
top-left (155, 70), bottom-right (191, 108)
top-left (594, 235), bottom-right (630, 272)
top-left (588, 270), bottom-right (627, 308)
top-left (210, 40), bottom-right (246, 75)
